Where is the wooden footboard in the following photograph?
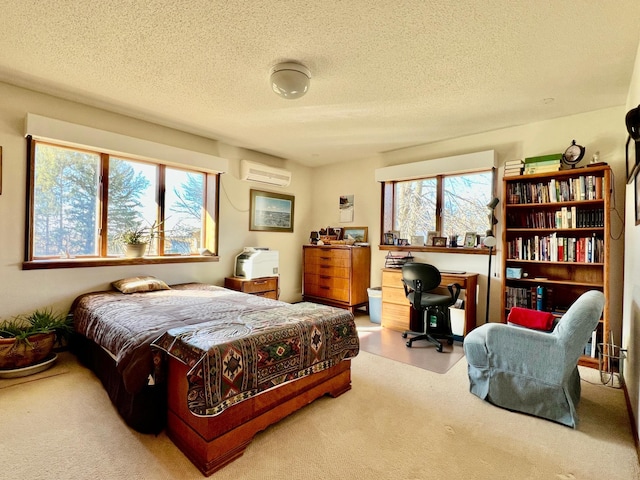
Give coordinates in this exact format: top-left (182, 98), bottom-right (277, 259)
top-left (166, 356), bottom-right (352, 476)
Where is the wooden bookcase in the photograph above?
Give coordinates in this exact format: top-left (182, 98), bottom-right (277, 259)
top-left (500, 165), bottom-right (611, 368)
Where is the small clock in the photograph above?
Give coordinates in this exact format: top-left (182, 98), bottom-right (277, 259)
top-left (562, 140), bottom-right (585, 169)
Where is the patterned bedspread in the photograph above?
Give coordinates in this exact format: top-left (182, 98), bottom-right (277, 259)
top-left (152, 301), bottom-right (359, 416)
top-left (71, 283), bottom-right (359, 415)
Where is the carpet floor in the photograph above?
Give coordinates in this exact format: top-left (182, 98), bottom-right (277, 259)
top-left (355, 318), bottom-right (464, 374)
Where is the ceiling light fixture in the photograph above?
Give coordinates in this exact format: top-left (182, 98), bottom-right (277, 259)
top-left (270, 62), bottom-right (311, 99)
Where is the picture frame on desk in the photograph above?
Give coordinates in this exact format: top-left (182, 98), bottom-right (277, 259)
top-left (433, 236), bottom-right (447, 247)
top-left (343, 226), bottom-right (368, 243)
top-left (383, 232), bottom-right (395, 245)
top-left (464, 231), bottom-right (477, 247)
top-left (426, 230), bottom-right (438, 246)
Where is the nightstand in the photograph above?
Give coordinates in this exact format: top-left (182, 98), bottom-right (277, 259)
top-left (224, 276), bottom-right (279, 300)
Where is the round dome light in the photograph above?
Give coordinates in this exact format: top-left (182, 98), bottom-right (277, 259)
top-left (270, 62), bottom-right (311, 99)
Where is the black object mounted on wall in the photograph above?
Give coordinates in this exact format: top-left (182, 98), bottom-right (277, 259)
top-left (625, 104), bottom-right (640, 184)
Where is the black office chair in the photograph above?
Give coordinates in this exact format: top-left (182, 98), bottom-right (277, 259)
top-left (401, 263), bottom-right (461, 352)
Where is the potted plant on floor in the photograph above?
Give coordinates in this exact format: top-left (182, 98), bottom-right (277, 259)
top-left (0, 308), bottom-right (73, 373)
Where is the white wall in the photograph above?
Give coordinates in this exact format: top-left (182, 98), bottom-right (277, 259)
top-left (1, 82), bottom-right (633, 419)
top-left (0, 82), bottom-right (312, 318)
top-left (622, 39), bottom-right (640, 444)
top-left (311, 107), bottom-right (627, 332)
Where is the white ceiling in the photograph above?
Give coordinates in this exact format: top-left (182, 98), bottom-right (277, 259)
top-left (1, 1), bottom-right (639, 167)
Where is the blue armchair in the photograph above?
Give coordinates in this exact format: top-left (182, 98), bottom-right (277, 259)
top-left (463, 290), bottom-right (605, 428)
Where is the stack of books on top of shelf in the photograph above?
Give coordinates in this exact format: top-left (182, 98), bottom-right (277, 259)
top-left (523, 153), bottom-right (562, 175)
top-left (504, 159), bottom-right (524, 177)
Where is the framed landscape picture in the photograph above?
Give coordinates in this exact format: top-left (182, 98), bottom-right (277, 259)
top-left (249, 189), bottom-right (295, 232)
top-left (343, 226), bottom-right (368, 242)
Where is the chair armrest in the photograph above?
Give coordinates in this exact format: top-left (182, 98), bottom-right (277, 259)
top-left (482, 323), bottom-right (567, 384)
top-left (447, 283), bottom-right (461, 303)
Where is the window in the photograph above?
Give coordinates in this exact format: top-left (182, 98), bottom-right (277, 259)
top-left (25, 139), bottom-right (218, 267)
top-left (382, 170), bottom-right (494, 246)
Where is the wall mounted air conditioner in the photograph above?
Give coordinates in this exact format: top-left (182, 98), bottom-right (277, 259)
top-left (240, 160), bottom-right (291, 187)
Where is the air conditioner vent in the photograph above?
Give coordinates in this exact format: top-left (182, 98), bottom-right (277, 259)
top-left (240, 160), bottom-right (291, 187)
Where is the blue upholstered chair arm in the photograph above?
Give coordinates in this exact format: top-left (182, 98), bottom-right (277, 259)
top-left (468, 324), bottom-right (566, 385)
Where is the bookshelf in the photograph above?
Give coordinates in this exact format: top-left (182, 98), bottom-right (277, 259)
top-left (500, 165), bottom-right (611, 368)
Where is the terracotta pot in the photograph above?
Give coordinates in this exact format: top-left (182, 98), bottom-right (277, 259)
top-left (0, 332), bottom-right (56, 369)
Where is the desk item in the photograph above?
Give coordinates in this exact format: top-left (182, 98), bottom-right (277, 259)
top-left (234, 247), bottom-right (279, 279)
top-left (381, 268), bottom-right (478, 338)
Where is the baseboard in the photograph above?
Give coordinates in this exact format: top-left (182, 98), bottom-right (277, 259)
top-left (622, 382), bottom-right (640, 465)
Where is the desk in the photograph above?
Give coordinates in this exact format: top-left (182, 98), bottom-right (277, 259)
top-left (380, 268), bottom-right (478, 337)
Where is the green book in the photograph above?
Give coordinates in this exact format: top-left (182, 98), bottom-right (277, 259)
top-left (524, 153), bottom-right (563, 164)
top-left (524, 158), bottom-right (561, 167)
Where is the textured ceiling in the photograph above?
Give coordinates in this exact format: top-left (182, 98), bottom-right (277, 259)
top-left (1, 1), bottom-right (639, 167)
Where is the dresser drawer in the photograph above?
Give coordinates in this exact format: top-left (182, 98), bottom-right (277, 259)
top-left (303, 263), bottom-right (349, 278)
top-left (224, 276), bottom-right (278, 295)
top-left (382, 285), bottom-right (410, 305)
top-left (304, 250), bottom-right (350, 269)
top-left (304, 282), bottom-right (350, 302)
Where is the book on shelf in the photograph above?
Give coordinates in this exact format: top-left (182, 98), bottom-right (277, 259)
top-left (524, 153), bottom-right (563, 164)
top-left (524, 163), bottom-right (561, 175)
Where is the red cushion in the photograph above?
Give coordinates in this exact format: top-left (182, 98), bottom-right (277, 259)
top-left (507, 307), bottom-right (555, 331)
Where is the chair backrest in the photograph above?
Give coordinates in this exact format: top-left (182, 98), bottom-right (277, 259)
top-left (553, 290), bottom-right (605, 363)
top-left (401, 263), bottom-right (442, 294)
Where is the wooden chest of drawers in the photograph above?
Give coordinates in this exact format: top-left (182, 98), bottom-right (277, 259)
top-left (302, 245), bottom-right (370, 313)
top-left (224, 276), bottom-right (279, 300)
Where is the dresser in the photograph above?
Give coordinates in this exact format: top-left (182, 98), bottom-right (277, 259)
top-left (224, 276), bottom-right (279, 300)
top-left (302, 245), bottom-right (371, 313)
top-left (380, 268), bottom-right (478, 338)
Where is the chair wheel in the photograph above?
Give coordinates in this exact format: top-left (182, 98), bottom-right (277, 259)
top-left (447, 338), bottom-right (454, 345)
top-left (436, 344), bottom-right (443, 352)
top-left (406, 341), bottom-right (412, 347)
top-left (401, 332), bottom-right (408, 338)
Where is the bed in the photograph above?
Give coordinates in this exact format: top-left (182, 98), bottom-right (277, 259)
top-left (69, 279), bottom-right (359, 475)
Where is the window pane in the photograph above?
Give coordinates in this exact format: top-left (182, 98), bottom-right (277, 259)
top-left (33, 144), bottom-right (100, 257)
top-left (164, 168), bottom-right (204, 254)
top-left (107, 158), bottom-right (157, 255)
top-left (393, 178), bottom-right (437, 239)
top-left (442, 172), bottom-right (493, 240)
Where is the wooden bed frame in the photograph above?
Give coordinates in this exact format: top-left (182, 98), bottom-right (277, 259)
top-left (166, 356), bottom-right (353, 476)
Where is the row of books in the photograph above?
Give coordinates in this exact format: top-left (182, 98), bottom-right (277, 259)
top-left (504, 154), bottom-right (564, 177)
top-left (504, 159), bottom-right (524, 177)
top-left (505, 175), bottom-right (603, 204)
top-left (505, 285), bottom-right (555, 310)
top-left (506, 207), bottom-right (605, 229)
top-left (523, 154), bottom-right (562, 175)
top-left (583, 331), bottom-right (599, 359)
top-left (506, 233), bottom-right (604, 263)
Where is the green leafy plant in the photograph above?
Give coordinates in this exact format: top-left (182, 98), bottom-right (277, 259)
top-left (0, 308), bottom-right (73, 344)
top-left (118, 220), bottom-right (163, 245)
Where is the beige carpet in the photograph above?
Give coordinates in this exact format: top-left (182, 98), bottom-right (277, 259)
top-left (0, 349), bottom-right (638, 479)
top-left (356, 322), bottom-right (464, 374)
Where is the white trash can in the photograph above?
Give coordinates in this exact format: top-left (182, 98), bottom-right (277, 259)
top-left (367, 287), bottom-right (382, 324)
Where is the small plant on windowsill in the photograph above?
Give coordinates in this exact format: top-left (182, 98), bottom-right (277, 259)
top-left (118, 221), bottom-right (162, 257)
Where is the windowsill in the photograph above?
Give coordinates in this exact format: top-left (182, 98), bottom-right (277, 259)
top-left (378, 245), bottom-right (494, 255)
top-left (22, 255), bottom-right (220, 270)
